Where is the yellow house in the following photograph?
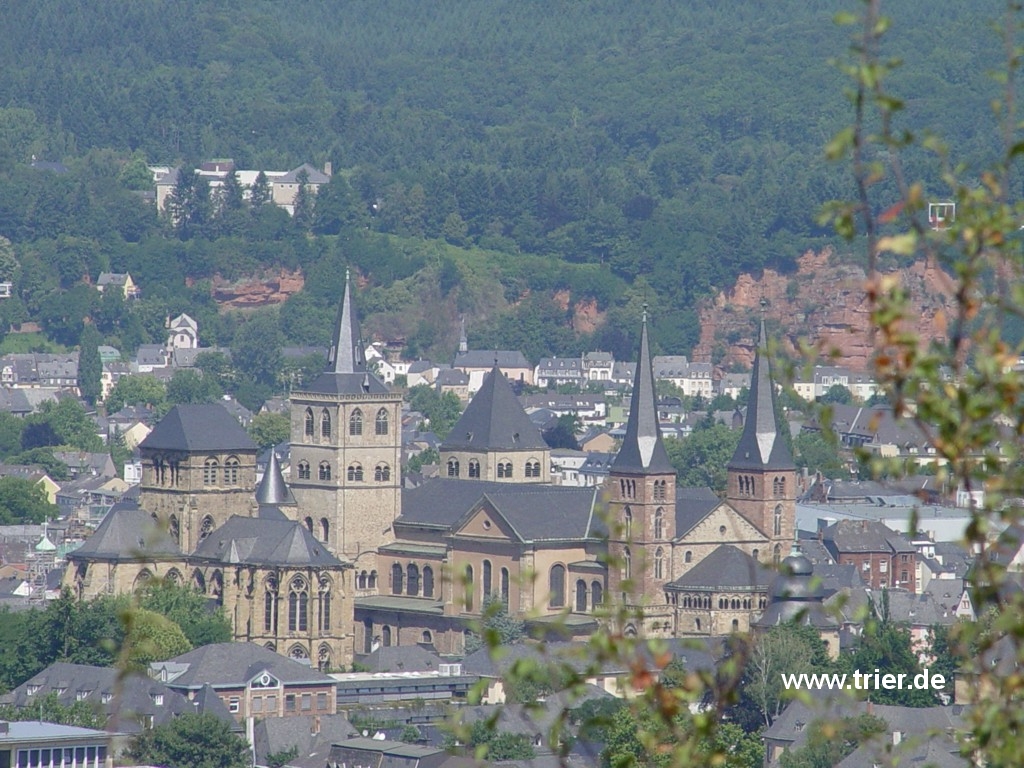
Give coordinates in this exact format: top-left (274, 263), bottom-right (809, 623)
top-left (95, 272), bottom-right (139, 299)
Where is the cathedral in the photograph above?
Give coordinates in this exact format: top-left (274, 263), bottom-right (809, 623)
top-left (66, 273), bottom-right (797, 663)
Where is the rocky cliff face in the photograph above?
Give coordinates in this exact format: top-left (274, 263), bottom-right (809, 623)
top-left (210, 269), bottom-right (305, 308)
top-left (693, 249), bottom-right (957, 371)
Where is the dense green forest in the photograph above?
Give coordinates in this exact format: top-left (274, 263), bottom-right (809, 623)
top-left (0, 0), bottom-right (1007, 375)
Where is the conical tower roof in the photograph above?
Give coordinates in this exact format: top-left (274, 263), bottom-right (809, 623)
top-left (440, 366), bottom-right (547, 452)
top-left (728, 319), bottom-right (795, 471)
top-left (303, 270), bottom-right (389, 395)
top-left (255, 450), bottom-right (296, 507)
top-left (611, 310), bottom-right (674, 474)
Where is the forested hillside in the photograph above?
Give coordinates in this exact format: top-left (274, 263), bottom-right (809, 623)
top-left (0, 0), bottom-right (1006, 376)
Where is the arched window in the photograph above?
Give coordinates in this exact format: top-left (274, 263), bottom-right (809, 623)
top-left (298, 461), bottom-right (311, 480)
top-left (624, 507), bottom-right (632, 539)
top-left (549, 564), bottom-right (566, 607)
top-left (478, 560), bottom-right (490, 598)
top-left (497, 462), bottom-right (512, 478)
top-left (655, 547), bottom-right (664, 579)
top-left (501, 568), bottom-right (510, 608)
top-left (357, 571), bottom-right (367, 590)
top-left (407, 564), bottom-right (420, 596)
top-left (304, 517), bottom-right (314, 534)
top-left (575, 579), bottom-right (587, 612)
top-left (375, 408), bottom-right (389, 435)
top-left (732, 619), bottom-right (740, 632)
top-left (391, 563), bottom-right (404, 595)
top-left (223, 456), bottom-right (239, 485)
top-left (591, 581), bottom-right (603, 607)
top-left (752, 548), bottom-right (759, 561)
top-left (654, 508), bottom-right (664, 539)
top-left (447, 458), bottom-right (460, 478)
top-left (468, 460), bottom-right (480, 478)
top-left (318, 582), bottom-right (331, 631)
top-left (347, 464), bottom-right (363, 482)
top-left (525, 460), bottom-right (540, 478)
top-left (368, 571), bottom-right (377, 589)
top-left (318, 644), bottom-right (332, 672)
top-left (320, 409), bottom-right (332, 439)
top-left (349, 409), bottom-right (363, 436)
top-left (203, 458), bottom-right (218, 485)
top-left (423, 566), bottom-right (434, 598)
top-left (623, 548), bottom-right (632, 581)
top-left (773, 544), bottom-right (782, 565)
top-left (374, 464), bottom-right (391, 482)
top-left (320, 518), bottom-right (330, 542)
top-left (199, 516), bottom-right (214, 542)
top-left (304, 408), bottom-right (314, 437)
top-left (464, 564), bottom-right (474, 611)
top-left (421, 631), bottom-right (432, 644)
top-left (288, 577), bottom-right (308, 632)
top-left (684, 550), bottom-right (693, 564)
top-left (264, 577), bottom-right (278, 633)
top-left (382, 625), bottom-right (392, 647)
top-left (773, 504), bottom-right (783, 537)
top-left (168, 514), bottom-right (180, 545)
top-left (319, 462), bottom-right (332, 481)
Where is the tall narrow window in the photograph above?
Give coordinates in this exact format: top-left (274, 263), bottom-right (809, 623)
top-left (654, 508), bottom-right (664, 539)
top-left (773, 504), bottom-right (783, 537)
top-left (298, 461), bottom-right (310, 480)
top-left (203, 458), bottom-right (218, 485)
top-left (288, 578), bottom-right (308, 632)
top-left (349, 409), bottom-right (363, 436)
top-left (423, 566), bottom-right (434, 598)
top-left (624, 507), bottom-right (632, 539)
top-left (468, 460), bottom-right (480, 478)
top-left (549, 564), bottom-right (566, 607)
top-left (304, 408), bottom-right (314, 437)
top-left (482, 560), bottom-right (492, 597)
top-left (407, 564), bottom-right (420, 596)
top-left (623, 547), bottom-right (632, 580)
top-left (224, 457), bottom-right (239, 485)
top-left (319, 587), bottom-right (331, 631)
top-left (655, 547), bottom-right (664, 579)
top-left (319, 462), bottom-right (332, 481)
top-left (447, 458), bottom-right (460, 477)
top-left (391, 563), bottom-right (404, 595)
top-left (591, 581), bottom-right (603, 607)
top-left (464, 565), bottom-right (474, 611)
top-left (320, 518), bottom-right (329, 542)
top-left (575, 580), bottom-right (587, 612)
top-left (264, 582), bottom-right (278, 633)
top-left (168, 515), bottom-right (180, 545)
top-left (304, 517), bottom-right (314, 534)
top-left (199, 516), bottom-right (214, 542)
top-left (501, 568), bottom-right (510, 609)
top-left (320, 409), bottom-right (331, 439)
top-left (375, 408), bottom-right (389, 435)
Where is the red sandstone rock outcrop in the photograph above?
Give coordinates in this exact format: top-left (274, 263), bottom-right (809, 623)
top-left (693, 249), bottom-right (957, 372)
top-left (211, 269), bottom-right (305, 308)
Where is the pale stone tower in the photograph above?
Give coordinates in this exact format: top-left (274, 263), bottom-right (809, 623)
top-left (725, 318), bottom-right (796, 565)
top-left (438, 365), bottom-right (550, 483)
top-left (606, 310), bottom-right (677, 621)
top-left (137, 404), bottom-right (259, 553)
top-left (288, 271), bottom-right (402, 569)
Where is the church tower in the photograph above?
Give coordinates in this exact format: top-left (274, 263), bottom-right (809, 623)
top-left (289, 271), bottom-right (402, 568)
top-left (438, 365), bottom-right (550, 483)
top-left (725, 318), bottom-right (796, 564)
top-left (606, 309), bottom-right (676, 610)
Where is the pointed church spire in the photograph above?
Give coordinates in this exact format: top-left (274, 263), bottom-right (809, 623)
top-left (326, 269), bottom-right (366, 375)
top-left (612, 306), bottom-right (674, 474)
top-left (256, 449), bottom-right (297, 507)
top-left (728, 317), bottom-right (795, 471)
top-left (458, 315), bottom-right (468, 354)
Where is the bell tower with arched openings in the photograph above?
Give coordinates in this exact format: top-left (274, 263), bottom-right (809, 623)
top-left (605, 308), bottom-right (677, 628)
top-left (289, 270), bottom-right (402, 571)
top-left (725, 315), bottom-right (796, 565)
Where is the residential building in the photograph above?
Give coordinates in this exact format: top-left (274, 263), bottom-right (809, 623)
top-left (821, 519), bottom-right (918, 592)
top-left (94, 273), bottom-right (139, 300)
top-left (534, 357), bottom-right (584, 388)
top-left (453, 350), bottom-right (533, 393)
top-left (652, 355), bottom-right (714, 399)
top-left (165, 313), bottom-right (198, 350)
top-left (582, 351), bottom-right (614, 382)
top-left (0, 720), bottom-right (113, 768)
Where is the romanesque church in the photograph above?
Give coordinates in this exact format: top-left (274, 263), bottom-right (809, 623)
top-left (67, 275), bottom-right (797, 664)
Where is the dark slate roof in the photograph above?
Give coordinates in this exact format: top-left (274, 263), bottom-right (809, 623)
top-left (255, 450), bottom-right (296, 507)
top-left (358, 644), bottom-right (443, 673)
top-left (674, 486), bottom-right (722, 537)
top-left (300, 271), bottom-right (389, 396)
top-left (68, 505), bottom-right (180, 561)
top-left (191, 515), bottom-right (345, 567)
top-left (439, 366), bottom-right (546, 452)
top-left (611, 315), bottom-right (674, 475)
top-left (727, 319), bottom-right (795, 472)
top-left (152, 643), bottom-right (336, 689)
top-left (668, 545), bottom-right (773, 590)
top-left (454, 350), bottom-right (530, 369)
top-left (253, 714), bottom-right (356, 768)
top-left (139, 404), bottom-right (257, 452)
top-left (399, 478), bottom-right (601, 541)
top-left (823, 519), bottom-right (916, 555)
top-left (5, 663), bottom-right (199, 734)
